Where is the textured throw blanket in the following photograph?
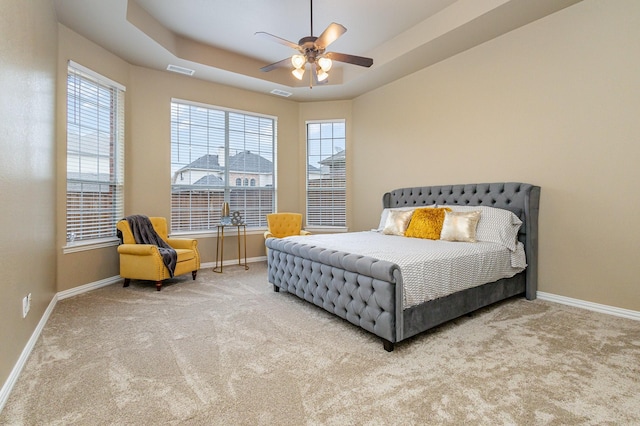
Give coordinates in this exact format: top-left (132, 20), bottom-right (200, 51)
top-left (125, 215), bottom-right (177, 278)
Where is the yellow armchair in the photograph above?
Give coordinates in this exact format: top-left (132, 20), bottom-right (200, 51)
top-left (264, 213), bottom-right (311, 239)
top-left (117, 217), bottom-right (200, 291)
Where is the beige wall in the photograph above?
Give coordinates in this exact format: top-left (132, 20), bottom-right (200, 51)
top-left (352, 0), bottom-right (640, 310)
top-left (0, 0), bottom-right (58, 394)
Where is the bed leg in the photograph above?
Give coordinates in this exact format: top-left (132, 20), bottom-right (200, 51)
top-left (383, 340), bottom-right (394, 352)
top-left (273, 284), bottom-right (280, 292)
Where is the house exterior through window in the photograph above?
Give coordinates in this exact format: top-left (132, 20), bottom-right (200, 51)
top-left (170, 99), bottom-right (275, 231)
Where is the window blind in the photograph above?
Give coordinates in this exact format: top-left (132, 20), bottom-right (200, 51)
top-left (306, 121), bottom-right (346, 227)
top-left (66, 62), bottom-right (125, 243)
top-left (170, 99), bottom-right (275, 231)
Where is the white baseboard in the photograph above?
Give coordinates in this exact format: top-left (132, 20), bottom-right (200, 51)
top-left (1, 275), bottom-right (121, 413)
top-left (57, 276), bottom-right (122, 300)
top-left (201, 255), bottom-right (266, 270)
top-left (0, 294), bottom-right (58, 413)
top-left (537, 291), bottom-right (640, 321)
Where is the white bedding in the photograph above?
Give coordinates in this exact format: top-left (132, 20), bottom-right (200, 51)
top-left (285, 231), bottom-right (526, 309)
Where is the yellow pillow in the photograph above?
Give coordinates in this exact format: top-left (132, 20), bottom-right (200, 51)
top-left (404, 207), bottom-right (452, 240)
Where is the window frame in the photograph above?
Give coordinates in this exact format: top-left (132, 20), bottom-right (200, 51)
top-left (64, 61), bottom-right (125, 253)
top-left (305, 119), bottom-right (347, 230)
top-left (170, 98), bottom-right (277, 233)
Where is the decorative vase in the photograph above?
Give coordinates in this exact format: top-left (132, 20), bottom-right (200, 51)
top-left (221, 202), bottom-right (230, 218)
top-left (221, 202), bottom-right (231, 224)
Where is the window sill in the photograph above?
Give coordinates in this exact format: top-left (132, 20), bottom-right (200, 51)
top-left (305, 226), bottom-right (349, 234)
top-left (63, 238), bottom-right (119, 254)
top-left (169, 228), bottom-right (268, 239)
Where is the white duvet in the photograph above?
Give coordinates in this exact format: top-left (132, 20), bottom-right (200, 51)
top-left (285, 231), bottom-right (526, 309)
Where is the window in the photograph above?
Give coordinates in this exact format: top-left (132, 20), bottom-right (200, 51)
top-left (171, 99), bottom-right (275, 231)
top-left (306, 120), bottom-right (346, 227)
top-left (66, 61), bottom-right (125, 245)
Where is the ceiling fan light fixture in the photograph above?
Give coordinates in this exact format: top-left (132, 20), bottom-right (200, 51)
top-left (256, 0), bottom-right (373, 87)
top-left (317, 57), bottom-right (332, 72)
top-left (291, 54), bottom-right (306, 69)
top-left (292, 67), bottom-right (305, 80)
top-left (316, 68), bottom-right (329, 82)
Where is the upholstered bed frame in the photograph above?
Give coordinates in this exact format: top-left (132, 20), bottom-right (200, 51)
top-left (266, 182), bottom-right (540, 351)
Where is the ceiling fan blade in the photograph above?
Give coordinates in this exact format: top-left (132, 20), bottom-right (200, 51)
top-left (315, 23), bottom-right (346, 50)
top-left (325, 52), bottom-right (373, 68)
top-left (260, 58), bottom-right (292, 72)
top-left (255, 31), bottom-right (301, 51)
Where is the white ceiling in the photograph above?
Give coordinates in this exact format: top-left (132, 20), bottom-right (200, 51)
top-left (53, 0), bottom-right (582, 101)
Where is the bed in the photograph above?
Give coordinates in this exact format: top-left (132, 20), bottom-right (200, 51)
top-left (266, 182), bottom-right (540, 351)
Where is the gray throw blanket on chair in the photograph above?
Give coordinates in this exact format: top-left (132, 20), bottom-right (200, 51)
top-left (125, 215), bottom-right (177, 278)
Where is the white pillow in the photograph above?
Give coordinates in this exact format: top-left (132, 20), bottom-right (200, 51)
top-left (438, 205), bottom-right (522, 251)
top-left (440, 210), bottom-right (481, 242)
top-left (382, 209), bottom-right (414, 236)
top-left (376, 205), bottom-right (434, 232)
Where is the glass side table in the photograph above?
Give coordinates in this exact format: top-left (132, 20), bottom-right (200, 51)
top-left (213, 224), bottom-right (249, 273)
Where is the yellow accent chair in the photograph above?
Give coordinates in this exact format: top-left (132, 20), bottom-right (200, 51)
top-left (264, 213), bottom-right (311, 240)
top-left (117, 217), bottom-right (200, 291)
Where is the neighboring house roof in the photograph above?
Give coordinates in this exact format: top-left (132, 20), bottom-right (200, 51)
top-left (177, 154), bottom-right (222, 173)
top-left (67, 172), bottom-right (111, 182)
top-left (67, 172), bottom-right (112, 191)
top-left (307, 164), bottom-right (321, 173)
top-left (227, 150), bottom-right (272, 173)
top-left (193, 175), bottom-right (224, 186)
top-left (177, 151), bottom-right (272, 174)
top-left (319, 149), bottom-right (345, 165)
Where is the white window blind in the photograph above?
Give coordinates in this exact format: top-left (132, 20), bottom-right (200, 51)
top-left (170, 99), bottom-right (275, 231)
top-left (306, 120), bottom-right (346, 227)
top-left (66, 62), bottom-right (125, 243)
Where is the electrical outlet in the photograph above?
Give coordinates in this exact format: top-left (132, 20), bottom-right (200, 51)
top-left (22, 293), bottom-right (31, 318)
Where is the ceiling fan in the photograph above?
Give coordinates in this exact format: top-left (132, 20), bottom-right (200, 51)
top-left (255, 0), bottom-right (373, 87)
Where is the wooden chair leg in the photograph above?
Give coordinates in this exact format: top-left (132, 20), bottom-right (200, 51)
top-left (156, 281), bottom-right (162, 291)
top-left (192, 270), bottom-right (197, 280)
top-left (123, 278), bottom-right (130, 288)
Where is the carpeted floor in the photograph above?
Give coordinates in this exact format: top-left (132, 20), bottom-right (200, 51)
top-left (1, 261), bottom-right (639, 425)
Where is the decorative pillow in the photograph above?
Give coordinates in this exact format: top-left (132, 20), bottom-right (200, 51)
top-left (440, 210), bottom-right (481, 242)
top-left (382, 209), bottom-right (414, 236)
top-left (438, 205), bottom-right (522, 251)
top-left (376, 206), bottom-right (432, 231)
top-left (404, 207), bottom-right (452, 240)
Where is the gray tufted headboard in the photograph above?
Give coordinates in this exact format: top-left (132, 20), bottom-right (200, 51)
top-left (382, 182), bottom-right (541, 299)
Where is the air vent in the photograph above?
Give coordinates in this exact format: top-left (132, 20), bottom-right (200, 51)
top-left (270, 89), bottom-right (292, 97)
top-left (166, 64), bottom-right (195, 76)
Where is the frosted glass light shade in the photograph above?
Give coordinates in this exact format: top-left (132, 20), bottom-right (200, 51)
top-left (317, 57), bottom-right (332, 72)
top-left (292, 67), bottom-right (305, 80)
top-left (316, 69), bottom-right (329, 82)
top-left (291, 54), bottom-right (306, 69)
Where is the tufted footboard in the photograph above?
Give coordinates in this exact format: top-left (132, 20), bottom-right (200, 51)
top-left (266, 238), bottom-right (401, 345)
